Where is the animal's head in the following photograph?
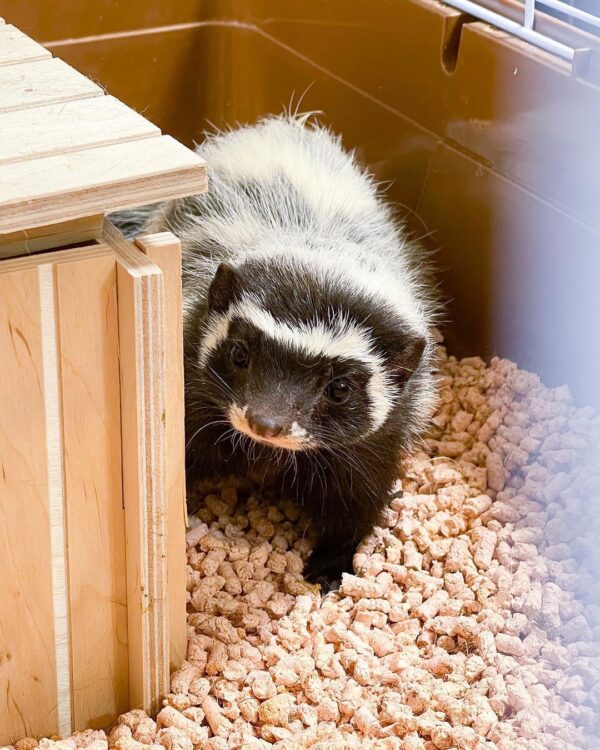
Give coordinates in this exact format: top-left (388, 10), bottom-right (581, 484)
top-left (191, 255), bottom-right (434, 453)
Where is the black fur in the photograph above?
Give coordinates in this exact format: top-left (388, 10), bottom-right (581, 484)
top-left (184, 261), bottom-right (431, 591)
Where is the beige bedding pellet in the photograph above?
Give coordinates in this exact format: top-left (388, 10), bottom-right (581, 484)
top-left (9, 347), bottom-right (600, 750)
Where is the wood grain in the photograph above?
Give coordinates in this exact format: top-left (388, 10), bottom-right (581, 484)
top-left (55, 252), bottom-right (130, 730)
top-left (135, 232), bottom-right (188, 673)
top-left (0, 267), bottom-right (59, 744)
top-left (109, 223), bottom-right (170, 714)
top-left (0, 23), bottom-right (206, 246)
top-left (0, 96), bottom-right (159, 166)
top-left (0, 215), bottom-right (105, 259)
top-left (38, 262), bottom-right (72, 737)
top-left (0, 136), bottom-right (207, 233)
top-left (0, 24), bottom-right (51, 66)
top-left (0, 241), bottom-right (112, 275)
top-left (0, 16), bottom-right (207, 732)
top-left (0, 58), bottom-right (102, 113)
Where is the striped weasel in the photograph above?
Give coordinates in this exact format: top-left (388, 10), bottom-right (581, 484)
top-left (112, 114), bottom-right (438, 590)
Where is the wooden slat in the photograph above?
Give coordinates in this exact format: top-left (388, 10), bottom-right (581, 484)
top-left (135, 232), bottom-right (188, 673)
top-left (0, 58), bottom-right (102, 114)
top-left (109, 224), bottom-right (169, 714)
top-left (38, 262), bottom-right (72, 737)
top-left (0, 24), bottom-right (51, 66)
top-left (0, 215), bottom-right (105, 259)
top-left (0, 214), bottom-right (103, 245)
top-left (0, 96), bottom-right (160, 166)
top-left (0, 267), bottom-right (59, 744)
top-left (55, 252), bottom-right (130, 730)
top-left (0, 240), bottom-right (111, 275)
top-left (0, 135), bottom-right (207, 233)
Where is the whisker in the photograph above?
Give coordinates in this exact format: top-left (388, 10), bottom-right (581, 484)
top-left (185, 418), bottom-right (230, 450)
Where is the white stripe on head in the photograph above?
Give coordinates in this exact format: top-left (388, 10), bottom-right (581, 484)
top-left (200, 311), bottom-right (233, 361)
top-left (245, 244), bottom-right (430, 338)
top-left (200, 296), bottom-right (397, 431)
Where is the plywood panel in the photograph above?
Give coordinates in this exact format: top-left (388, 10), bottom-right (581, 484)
top-left (38, 262), bottom-right (73, 737)
top-left (0, 96), bottom-right (159, 165)
top-left (109, 224), bottom-right (169, 714)
top-left (0, 23), bottom-right (50, 65)
top-left (0, 135), bottom-right (207, 233)
top-left (42, 25), bottom-right (216, 149)
top-left (0, 241), bottom-right (112, 274)
top-left (55, 252), bottom-right (129, 730)
top-left (0, 57), bottom-right (102, 113)
top-left (0, 23), bottom-right (206, 242)
top-left (0, 267), bottom-right (58, 744)
top-left (135, 232), bottom-right (187, 672)
top-left (0, 215), bottom-right (104, 259)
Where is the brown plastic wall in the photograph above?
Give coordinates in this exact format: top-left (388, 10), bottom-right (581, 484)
top-left (2, 0), bottom-right (599, 405)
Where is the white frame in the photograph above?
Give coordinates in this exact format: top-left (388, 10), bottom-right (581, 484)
top-left (442, 0), bottom-right (600, 61)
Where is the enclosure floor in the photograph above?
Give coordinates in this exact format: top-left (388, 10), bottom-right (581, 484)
top-left (14, 347), bottom-right (600, 750)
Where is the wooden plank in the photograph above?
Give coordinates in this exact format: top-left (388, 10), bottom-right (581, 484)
top-left (109, 223), bottom-right (169, 714)
top-left (0, 240), bottom-right (112, 275)
top-left (38, 262), bottom-right (73, 738)
top-left (55, 252), bottom-right (130, 730)
top-left (40, 25), bottom-right (214, 153)
top-left (0, 58), bottom-right (102, 114)
top-left (135, 232), bottom-right (188, 673)
top-left (0, 215), bottom-right (105, 259)
top-left (0, 135), bottom-right (207, 233)
top-left (0, 24), bottom-right (51, 66)
top-left (0, 96), bottom-right (160, 166)
top-left (0, 267), bottom-right (59, 743)
top-left (0, 214), bottom-right (103, 246)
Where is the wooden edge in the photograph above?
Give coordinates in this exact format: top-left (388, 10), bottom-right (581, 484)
top-left (0, 97), bottom-right (160, 169)
top-left (38, 261), bottom-right (73, 738)
top-left (0, 168), bottom-right (208, 234)
top-left (0, 139), bottom-right (207, 234)
top-left (0, 58), bottom-right (103, 119)
top-left (0, 24), bottom-right (51, 67)
top-left (0, 241), bottom-right (112, 275)
top-left (0, 214), bottom-right (104, 244)
top-left (110, 222), bottom-right (169, 714)
top-left (54, 252), bottom-right (130, 728)
top-left (0, 214), bottom-right (104, 259)
top-left (103, 220), bottom-right (159, 272)
top-left (0, 265), bottom-right (61, 743)
top-left (135, 232), bottom-right (188, 674)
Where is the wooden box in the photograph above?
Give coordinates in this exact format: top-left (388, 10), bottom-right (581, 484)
top-left (11, 0), bottom-right (597, 406)
top-left (0, 20), bottom-right (206, 744)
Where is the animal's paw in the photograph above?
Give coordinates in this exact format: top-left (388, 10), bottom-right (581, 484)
top-left (304, 544), bottom-right (354, 594)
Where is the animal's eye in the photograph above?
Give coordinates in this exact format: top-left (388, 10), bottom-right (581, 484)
top-left (324, 378), bottom-right (350, 404)
top-left (230, 341), bottom-right (250, 368)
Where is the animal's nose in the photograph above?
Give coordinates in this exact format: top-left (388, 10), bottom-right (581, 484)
top-left (247, 411), bottom-right (283, 438)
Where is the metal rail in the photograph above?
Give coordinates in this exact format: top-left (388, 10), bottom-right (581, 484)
top-left (442, 0), bottom-right (600, 62)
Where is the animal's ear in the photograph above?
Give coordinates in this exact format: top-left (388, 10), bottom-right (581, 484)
top-left (208, 263), bottom-right (242, 314)
top-left (388, 331), bottom-right (427, 384)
